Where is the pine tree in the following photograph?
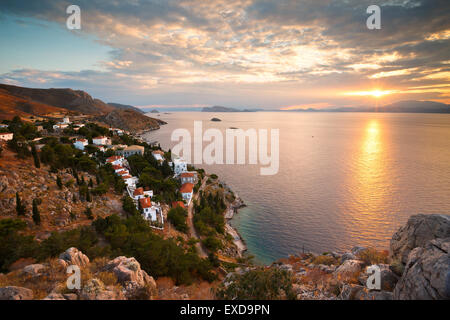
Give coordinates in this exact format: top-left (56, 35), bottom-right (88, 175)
top-left (56, 176), bottom-right (63, 189)
top-left (15, 192), bottom-right (26, 216)
top-left (89, 178), bottom-right (94, 188)
top-left (84, 207), bottom-right (94, 219)
top-left (86, 190), bottom-right (92, 202)
top-left (32, 198), bottom-right (41, 225)
top-left (31, 145), bottom-right (40, 168)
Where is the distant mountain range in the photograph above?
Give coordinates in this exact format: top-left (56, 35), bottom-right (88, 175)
top-left (0, 84), bottom-right (164, 132)
top-left (107, 102), bottom-right (145, 114)
top-left (281, 101), bottom-right (450, 113)
top-left (202, 106), bottom-right (263, 112)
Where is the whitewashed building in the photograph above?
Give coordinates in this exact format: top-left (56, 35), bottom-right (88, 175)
top-left (73, 138), bottom-right (88, 150)
top-left (180, 183), bottom-right (194, 204)
top-left (180, 172), bottom-right (197, 184)
top-left (132, 187), bottom-right (153, 200)
top-left (173, 157), bottom-right (187, 175)
top-left (93, 136), bottom-right (111, 145)
top-left (106, 155), bottom-right (125, 166)
top-left (0, 132), bottom-right (13, 141)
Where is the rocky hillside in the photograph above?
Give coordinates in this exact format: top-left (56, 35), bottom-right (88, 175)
top-left (107, 102), bottom-right (144, 114)
top-left (0, 149), bottom-right (124, 239)
top-left (0, 87), bottom-right (69, 120)
top-left (94, 109), bottom-right (166, 133)
top-left (0, 84), bottom-right (114, 116)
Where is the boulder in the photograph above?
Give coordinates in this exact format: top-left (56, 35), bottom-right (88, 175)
top-left (339, 284), bottom-right (393, 300)
top-left (333, 259), bottom-right (363, 281)
top-left (58, 247), bottom-right (90, 268)
top-left (341, 252), bottom-right (357, 263)
top-left (103, 256), bottom-right (157, 299)
top-left (358, 264), bottom-right (399, 291)
top-left (394, 238), bottom-right (450, 300)
top-left (79, 279), bottom-right (123, 300)
top-left (0, 286), bottom-right (34, 300)
top-left (23, 264), bottom-right (47, 277)
top-left (44, 293), bottom-right (78, 300)
top-left (390, 214), bottom-right (450, 264)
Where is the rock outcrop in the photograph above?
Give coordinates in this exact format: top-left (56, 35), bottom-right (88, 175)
top-left (103, 256), bottom-right (157, 299)
top-left (394, 238), bottom-right (450, 300)
top-left (58, 247), bottom-right (90, 268)
top-left (0, 286), bottom-right (34, 300)
top-left (390, 214), bottom-right (450, 264)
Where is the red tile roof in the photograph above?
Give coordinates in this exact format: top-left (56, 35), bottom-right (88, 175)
top-left (112, 165), bottom-right (123, 170)
top-left (133, 187), bottom-right (144, 196)
top-left (107, 155), bottom-right (123, 162)
top-left (122, 175), bottom-right (132, 179)
top-left (180, 183), bottom-right (194, 194)
top-left (139, 197), bottom-right (152, 209)
top-left (181, 172), bottom-right (194, 178)
top-left (172, 201), bottom-right (186, 209)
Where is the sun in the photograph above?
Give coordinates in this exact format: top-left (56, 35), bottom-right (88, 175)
top-left (343, 89), bottom-right (397, 98)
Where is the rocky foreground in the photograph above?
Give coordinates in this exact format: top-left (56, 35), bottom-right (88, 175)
top-left (219, 214), bottom-right (450, 300)
top-left (0, 214), bottom-right (449, 300)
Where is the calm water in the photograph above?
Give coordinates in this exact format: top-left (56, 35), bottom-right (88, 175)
top-left (143, 112), bottom-right (450, 264)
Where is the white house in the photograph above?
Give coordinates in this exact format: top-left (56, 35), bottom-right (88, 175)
top-left (53, 123), bottom-right (69, 130)
top-left (173, 157), bottom-right (187, 175)
top-left (117, 145), bottom-right (145, 157)
top-left (180, 172), bottom-right (197, 184)
top-left (152, 150), bottom-right (165, 163)
top-left (132, 187), bottom-right (153, 200)
top-left (62, 117), bottom-right (70, 124)
top-left (93, 136), bottom-right (111, 145)
top-left (0, 132), bottom-right (14, 141)
top-left (73, 139), bottom-right (88, 150)
top-left (122, 174), bottom-right (138, 188)
top-left (180, 183), bottom-right (194, 204)
top-left (106, 155), bottom-right (125, 166)
top-left (139, 197), bottom-right (161, 222)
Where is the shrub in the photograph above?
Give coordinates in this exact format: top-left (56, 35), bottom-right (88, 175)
top-left (215, 268), bottom-right (296, 300)
top-left (311, 255), bottom-right (337, 266)
top-left (167, 206), bottom-right (188, 233)
top-left (356, 248), bottom-right (389, 265)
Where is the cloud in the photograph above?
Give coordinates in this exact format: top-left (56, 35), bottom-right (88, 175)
top-left (0, 0), bottom-right (449, 106)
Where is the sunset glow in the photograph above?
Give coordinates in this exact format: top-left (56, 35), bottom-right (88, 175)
top-left (343, 90), bottom-right (397, 98)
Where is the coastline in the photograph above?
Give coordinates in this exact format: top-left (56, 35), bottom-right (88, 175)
top-left (139, 127), bottom-right (249, 259)
top-left (224, 192), bottom-right (248, 257)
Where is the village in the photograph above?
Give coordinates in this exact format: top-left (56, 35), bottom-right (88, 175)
top-left (0, 116), bottom-right (202, 230)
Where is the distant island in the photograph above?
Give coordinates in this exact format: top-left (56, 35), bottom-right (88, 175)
top-left (282, 101), bottom-right (450, 114)
top-left (150, 109), bottom-right (159, 113)
top-left (202, 106), bottom-right (263, 112)
top-left (211, 117), bottom-right (221, 122)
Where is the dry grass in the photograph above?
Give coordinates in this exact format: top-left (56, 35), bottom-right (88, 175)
top-left (311, 255), bottom-right (337, 266)
top-left (0, 258), bottom-right (68, 299)
top-left (356, 248), bottom-right (389, 265)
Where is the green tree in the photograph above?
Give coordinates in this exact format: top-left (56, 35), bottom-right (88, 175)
top-left (56, 176), bottom-right (63, 189)
top-left (84, 207), bottom-right (94, 220)
top-left (122, 196), bottom-right (139, 217)
top-left (31, 145), bottom-right (41, 168)
top-left (32, 199), bottom-right (41, 225)
top-left (167, 206), bottom-right (188, 233)
top-left (15, 192), bottom-right (26, 216)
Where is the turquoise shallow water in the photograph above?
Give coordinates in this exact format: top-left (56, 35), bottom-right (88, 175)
top-left (144, 112), bottom-right (450, 264)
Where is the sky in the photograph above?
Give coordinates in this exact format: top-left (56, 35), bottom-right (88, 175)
top-left (0, 0), bottom-right (449, 110)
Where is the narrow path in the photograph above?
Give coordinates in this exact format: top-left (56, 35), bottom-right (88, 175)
top-left (187, 177), bottom-right (208, 258)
